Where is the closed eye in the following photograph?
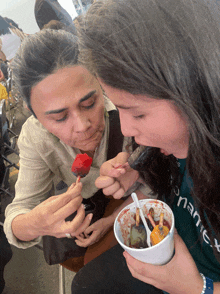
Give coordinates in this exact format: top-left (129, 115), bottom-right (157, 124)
top-left (134, 114), bottom-right (145, 119)
top-left (56, 114), bottom-right (68, 122)
top-left (80, 96), bottom-right (96, 110)
top-left (83, 100), bottom-right (95, 109)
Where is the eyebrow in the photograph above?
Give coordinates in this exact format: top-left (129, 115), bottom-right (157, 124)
top-left (44, 90), bottom-right (97, 115)
top-left (115, 104), bottom-right (138, 110)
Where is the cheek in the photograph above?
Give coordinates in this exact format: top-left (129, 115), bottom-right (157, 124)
top-left (92, 105), bottom-right (105, 127)
top-left (41, 119), bottom-right (71, 142)
top-left (47, 125), bottom-right (67, 139)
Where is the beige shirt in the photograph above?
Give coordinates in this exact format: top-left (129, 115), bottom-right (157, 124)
top-left (4, 97), bottom-right (153, 248)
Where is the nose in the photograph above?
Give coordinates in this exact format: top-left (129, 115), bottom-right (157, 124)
top-left (72, 113), bottom-right (91, 133)
top-left (119, 111), bottom-right (137, 137)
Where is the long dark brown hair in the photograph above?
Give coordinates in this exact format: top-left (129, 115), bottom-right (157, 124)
top-left (79, 0), bottom-right (220, 259)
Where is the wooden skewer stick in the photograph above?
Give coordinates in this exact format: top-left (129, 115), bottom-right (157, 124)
top-left (149, 207), bottom-right (154, 219)
top-left (76, 176), bottom-right (81, 184)
top-left (159, 212), bottom-right (164, 228)
top-left (147, 212), bottom-right (156, 228)
top-left (115, 162), bottom-right (130, 169)
top-left (136, 208), bottom-right (140, 226)
top-left (159, 212), bottom-right (165, 236)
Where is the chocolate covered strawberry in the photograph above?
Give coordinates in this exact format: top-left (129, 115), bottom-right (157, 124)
top-left (71, 153), bottom-right (93, 182)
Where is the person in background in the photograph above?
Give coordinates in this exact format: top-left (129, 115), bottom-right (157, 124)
top-left (0, 59), bottom-right (9, 82)
top-left (0, 18), bottom-right (13, 294)
top-left (0, 78), bottom-right (7, 99)
top-left (3, 17), bottom-right (27, 41)
top-left (3, 17), bottom-right (24, 32)
top-left (34, 0), bottom-right (76, 34)
top-left (70, 0), bottom-right (220, 293)
top-left (4, 29), bottom-right (151, 268)
top-left (0, 224), bottom-right (12, 294)
top-left (0, 16), bottom-right (23, 62)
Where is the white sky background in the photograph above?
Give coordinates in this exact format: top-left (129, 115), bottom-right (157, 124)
top-left (0, 0), bottom-right (77, 34)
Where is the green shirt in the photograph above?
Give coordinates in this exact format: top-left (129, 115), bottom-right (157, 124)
top-left (171, 159), bottom-right (220, 281)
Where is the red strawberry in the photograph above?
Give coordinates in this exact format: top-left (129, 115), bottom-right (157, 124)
top-left (71, 153), bottom-right (93, 179)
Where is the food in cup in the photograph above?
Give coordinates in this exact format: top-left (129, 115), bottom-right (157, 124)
top-left (117, 203), bottom-right (171, 249)
top-left (150, 212), bottom-right (170, 245)
top-left (130, 208), bottom-right (147, 248)
top-left (114, 199), bottom-right (175, 265)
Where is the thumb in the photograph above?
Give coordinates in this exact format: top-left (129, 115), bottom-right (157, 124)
top-left (113, 152), bottom-right (130, 168)
top-left (100, 152), bottom-right (130, 177)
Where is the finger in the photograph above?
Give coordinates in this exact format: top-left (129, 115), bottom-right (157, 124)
top-left (99, 152), bottom-right (129, 176)
top-left (126, 263), bottom-right (153, 285)
top-left (71, 213), bottom-right (93, 236)
top-left (67, 182), bottom-right (76, 191)
top-left (64, 204), bottom-right (86, 234)
top-left (123, 251), bottom-right (158, 280)
top-left (102, 181), bottom-right (121, 196)
top-left (95, 176), bottom-right (115, 189)
top-left (75, 235), bottom-right (85, 241)
top-left (112, 187), bottom-right (126, 199)
top-left (107, 168), bottom-right (128, 178)
top-left (84, 232), bottom-right (90, 238)
top-left (75, 239), bottom-right (89, 247)
top-left (84, 225), bottom-right (94, 236)
top-left (113, 152), bottom-right (130, 166)
top-left (47, 182), bottom-right (83, 213)
top-left (75, 233), bottom-right (96, 247)
top-left (53, 195), bottom-right (83, 222)
top-left (114, 162), bottom-right (130, 169)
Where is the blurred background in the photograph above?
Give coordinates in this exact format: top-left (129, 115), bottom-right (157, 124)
top-left (0, 0), bottom-right (91, 34)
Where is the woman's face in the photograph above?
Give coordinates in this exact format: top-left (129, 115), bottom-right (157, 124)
top-left (100, 81), bottom-right (189, 159)
top-left (31, 66), bottom-right (105, 152)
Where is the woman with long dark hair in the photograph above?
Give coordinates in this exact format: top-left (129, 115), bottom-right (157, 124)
top-left (71, 0), bottom-right (220, 293)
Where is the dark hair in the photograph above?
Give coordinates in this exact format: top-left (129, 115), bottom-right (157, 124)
top-left (42, 19), bottom-right (76, 35)
top-left (79, 0), bottom-right (220, 258)
top-left (42, 20), bottom-right (67, 30)
top-left (11, 29), bottom-right (79, 115)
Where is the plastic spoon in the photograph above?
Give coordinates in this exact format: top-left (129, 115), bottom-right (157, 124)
top-left (131, 192), bottom-right (151, 247)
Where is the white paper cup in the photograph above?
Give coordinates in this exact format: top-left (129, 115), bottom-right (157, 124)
top-left (114, 199), bottom-right (174, 265)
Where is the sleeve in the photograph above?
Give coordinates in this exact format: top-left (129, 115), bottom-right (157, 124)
top-left (4, 124), bottom-right (55, 249)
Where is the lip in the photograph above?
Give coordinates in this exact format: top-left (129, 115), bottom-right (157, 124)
top-left (76, 130), bottom-right (102, 145)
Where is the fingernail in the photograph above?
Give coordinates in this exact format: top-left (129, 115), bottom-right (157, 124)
top-left (88, 213), bottom-right (93, 220)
